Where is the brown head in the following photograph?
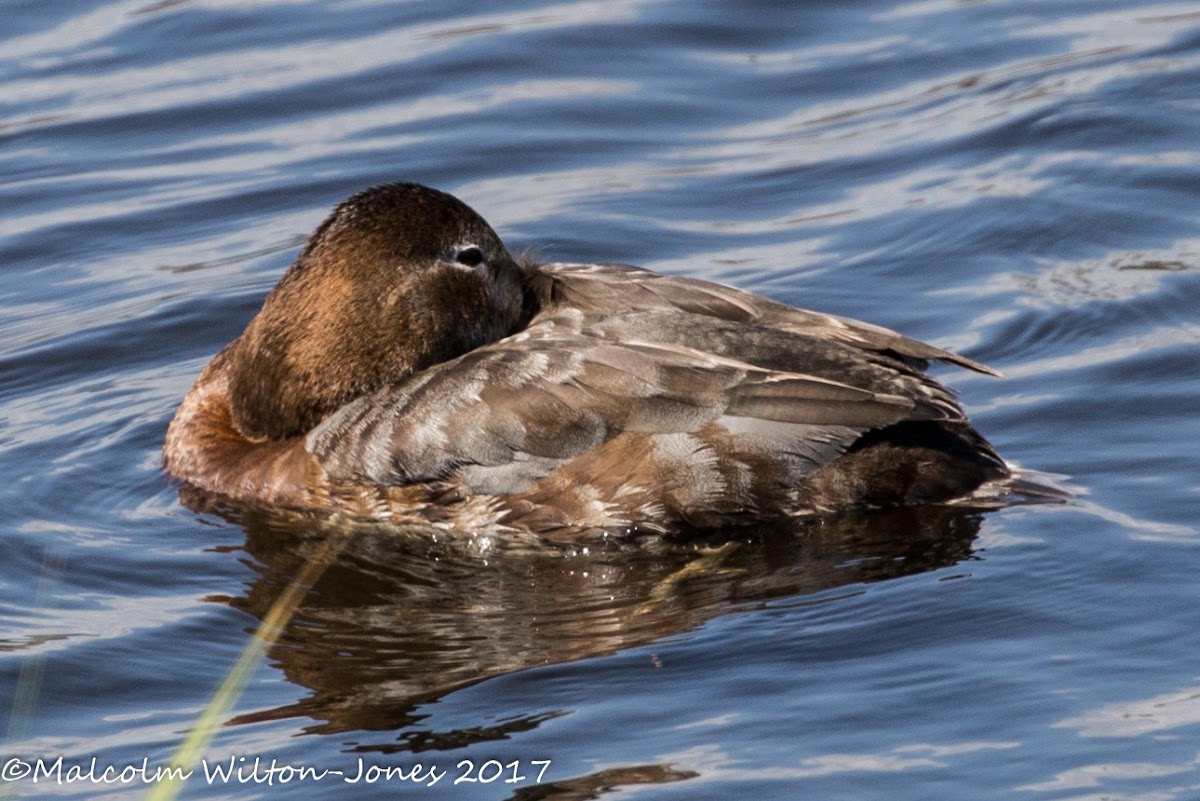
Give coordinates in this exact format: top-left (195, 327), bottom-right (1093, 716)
top-left (227, 183), bottom-right (527, 441)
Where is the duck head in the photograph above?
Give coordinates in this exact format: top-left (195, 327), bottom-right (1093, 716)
top-left (227, 183), bottom-right (526, 441)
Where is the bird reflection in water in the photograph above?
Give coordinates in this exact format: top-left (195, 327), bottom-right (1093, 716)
top-left (183, 486), bottom-right (985, 763)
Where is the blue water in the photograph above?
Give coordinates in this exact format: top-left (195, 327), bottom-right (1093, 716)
top-left (3, 1), bottom-right (1200, 799)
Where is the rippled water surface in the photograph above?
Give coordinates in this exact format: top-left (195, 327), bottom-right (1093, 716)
top-left (3, 1), bottom-right (1200, 799)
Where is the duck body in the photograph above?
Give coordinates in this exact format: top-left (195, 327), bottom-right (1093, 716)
top-left (164, 183), bottom-right (1008, 537)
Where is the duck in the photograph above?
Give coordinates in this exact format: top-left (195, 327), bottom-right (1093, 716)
top-left (163, 182), bottom-right (1009, 538)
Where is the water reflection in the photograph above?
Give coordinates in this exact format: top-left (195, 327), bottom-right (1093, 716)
top-left (947, 248), bottom-right (1200, 309)
top-left (183, 491), bottom-right (988, 748)
top-left (659, 740), bottom-right (1020, 783)
top-left (507, 763), bottom-right (698, 800)
top-left (1055, 684), bottom-right (1200, 738)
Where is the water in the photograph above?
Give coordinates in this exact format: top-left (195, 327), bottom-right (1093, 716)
top-left (3, 0), bottom-right (1199, 798)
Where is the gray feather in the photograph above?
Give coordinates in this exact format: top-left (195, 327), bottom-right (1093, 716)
top-left (309, 262), bottom-right (999, 502)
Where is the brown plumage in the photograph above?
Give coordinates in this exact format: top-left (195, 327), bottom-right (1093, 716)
top-left (163, 182), bottom-right (1009, 537)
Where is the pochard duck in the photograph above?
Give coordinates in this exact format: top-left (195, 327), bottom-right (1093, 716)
top-left (163, 182), bottom-right (1009, 537)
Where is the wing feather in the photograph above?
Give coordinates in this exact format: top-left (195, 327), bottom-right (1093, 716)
top-left (308, 262), bottom-right (997, 502)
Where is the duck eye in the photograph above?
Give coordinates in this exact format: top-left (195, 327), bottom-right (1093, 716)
top-left (455, 246), bottom-right (485, 267)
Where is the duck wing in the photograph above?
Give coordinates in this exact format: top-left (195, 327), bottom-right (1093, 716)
top-left (531, 262), bottom-right (1000, 377)
top-left (307, 262), bottom-right (1001, 532)
top-left (308, 309), bottom-right (956, 500)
